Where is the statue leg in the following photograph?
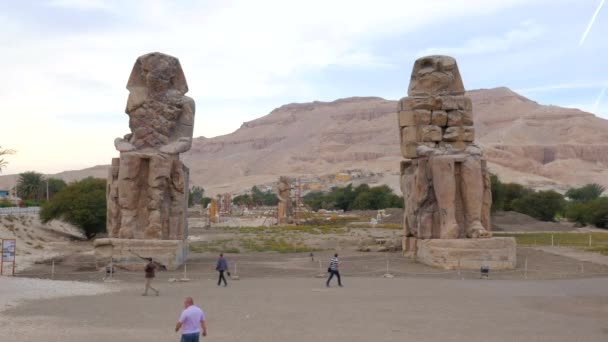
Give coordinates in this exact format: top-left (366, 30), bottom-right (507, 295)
top-left (430, 156), bottom-right (460, 239)
top-left (168, 160), bottom-right (186, 239)
top-left (117, 154), bottom-right (141, 239)
top-left (146, 155), bottom-right (172, 239)
top-left (461, 157), bottom-right (491, 238)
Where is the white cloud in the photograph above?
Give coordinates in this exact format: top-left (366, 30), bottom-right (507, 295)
top-left (0, 0), bottom-right (559, 174)
top-left (419, 20), bottom-right (544, 56)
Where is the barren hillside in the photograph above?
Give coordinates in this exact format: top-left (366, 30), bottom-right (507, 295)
top-left (2, 88), bottom-right (607, 195)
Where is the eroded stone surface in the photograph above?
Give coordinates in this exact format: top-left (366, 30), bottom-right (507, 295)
top-left (398, 55), bottom-right (493, 249)
top-left (276, 176), bottom-right (293, 224)
top-left (106, 52), bottom-right (194, 242)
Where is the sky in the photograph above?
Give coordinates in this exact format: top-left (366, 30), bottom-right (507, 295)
top-left (1, 0), bottom-right (607, 175)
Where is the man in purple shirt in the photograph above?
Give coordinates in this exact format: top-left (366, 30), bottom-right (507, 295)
top-left (175, 297), bottom-right (207, 341)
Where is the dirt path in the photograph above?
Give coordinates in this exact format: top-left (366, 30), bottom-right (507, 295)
top-left (532, 246), bottom-right (608, 267)
top-left (1, 277), bottom-right (607, 342)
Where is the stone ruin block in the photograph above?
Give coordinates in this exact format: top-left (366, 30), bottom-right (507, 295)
top-left (443, 126), bottom-right (463, 142)
top-left (447, 110), bottom-right (463, 126)
top-left (400, 96), bottom-right (443, 112)
top-left (420, 125), bottom-right (442, 142)
top-left (463, 126), bottom-right (475, 142)
top-left (431, 110), bottom-right (448, 126)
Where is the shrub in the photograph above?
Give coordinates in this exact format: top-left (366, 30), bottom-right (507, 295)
top-left (40, 178), bottom-right (106, 239)
top-left (566, 183), bottom-right (605, 203)
top-left (511, 190), bottom-right (566, 222)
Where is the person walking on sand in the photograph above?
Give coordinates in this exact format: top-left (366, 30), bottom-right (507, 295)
top-left (326, 253), bottom-right (343, 287)
top-left (215, 253), bottom-right (228, 287)
top-left (142, 257), bottom-right (159, 296)
top-left (175, 297), bottom-right (207, 341)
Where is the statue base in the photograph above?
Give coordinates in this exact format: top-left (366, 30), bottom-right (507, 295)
top-left (94, 238), bottom-right (188, 271)
top-left (404, 237), bottom-right (516, 270)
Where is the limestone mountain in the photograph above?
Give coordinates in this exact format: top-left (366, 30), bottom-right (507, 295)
top-left (2, 87), bottom-right (607, 195)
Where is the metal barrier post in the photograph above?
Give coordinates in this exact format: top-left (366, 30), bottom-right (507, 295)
top-left (551, 234), bottom-right (554, 247)
top-left (589, 234), bottom-right (592, 247)
top-left (524, 257), bottom-right (528, 280)
top-left (51, 259), bottom-right (55, 279)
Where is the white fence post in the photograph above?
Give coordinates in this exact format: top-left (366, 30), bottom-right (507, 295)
top-left (524, 256), bottom-right (528, 280)
top-left (51, 259), bottom-right (55, 279)
top-left (589, 234), bottom-right (592, 247)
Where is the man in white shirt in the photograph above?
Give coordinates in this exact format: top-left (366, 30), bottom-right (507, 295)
top-left (175, 297), bottom-right (207, 341)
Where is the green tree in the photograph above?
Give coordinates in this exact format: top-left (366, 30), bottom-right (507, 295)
top-left (502, 182), bottom-right (533, 211)
top-left (201, 197), bottom-right (212, 208)
top-left (47, 178), bottom-right (67, 199)
top-left (511, 190), bottom-right (566, 222)
top-left (565, 202), bottom-right (587, 225)
top-left (304, 183), bottom-right (403, 211)
top-left (17, 171), bottom-right (45, 201)
top-left (566, 183), bottom-right (606, 203)
top-left (40, 178), bottom-right (106, 239)
top-left (188, 186), bottom-right (205, 207)
top-left (232, 194), bottom-right (253, 206)
top-left (0, 146), bottom-right (16, 173)
top-left (303, 191), bottom-right (326, 211)
top-left (582, 197), bottom-right (608, 228)
top-left (250, 186), bottom-right (279, 206)
top-left (490, 174), bottom-right (505, 212)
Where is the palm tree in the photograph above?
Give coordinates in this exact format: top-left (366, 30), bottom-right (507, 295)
top-left (17, 171), bottom-right (45, 201)
top-left (0, 146), bottom-right (16, 173)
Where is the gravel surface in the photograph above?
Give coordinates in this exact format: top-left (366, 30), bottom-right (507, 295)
top-left (1, 276), bottom-right (607, 341)
top-left (0, 277), bottom-right (118, 313)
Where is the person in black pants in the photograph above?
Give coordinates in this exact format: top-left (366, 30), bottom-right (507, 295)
top-left (215, 253), bottom-right (228, 287)
top-left (326, 253), bottom-right (343, 287)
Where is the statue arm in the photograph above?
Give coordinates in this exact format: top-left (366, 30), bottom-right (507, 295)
top-left (160, 98), bottom-right (195, 154)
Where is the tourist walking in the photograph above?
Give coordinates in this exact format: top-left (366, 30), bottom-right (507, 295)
top-left (175, 297), bottom-right (207, 341)
top-left (215, 253), bottom-right (229, 287)
top-left (142, 258), bottom-right (159, 296)
top-left (326, 253), bottom-right (343, 287)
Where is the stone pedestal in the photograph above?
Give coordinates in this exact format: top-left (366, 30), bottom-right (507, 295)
top-left (405, 237), bottom-right (516, 270)
top-left (94, 238), bottom-right (187, 271)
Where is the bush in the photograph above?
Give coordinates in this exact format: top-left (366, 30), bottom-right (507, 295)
top-left (0, 199), bottom-right (14, 208)
top-left (303, 183), bottom-right (403, 211)
top-left (201, 197), bottom-right (212, 208)
top-left (583, 198), bottom-right (608, 228)
top-left (40, 178), bottom-right (106, 239)
top-left (489, 174), bottom-right (533, 212)
top-left (188, 186), bottom-right (205, 207)
top-left (511, 190), bottom-right (566, 222)
top-left (565, 202), bottom-right (587, 225)
top-left (566, 183), bottom-right (605, 203)
top-left (567, 197), bottom-right (608, 228)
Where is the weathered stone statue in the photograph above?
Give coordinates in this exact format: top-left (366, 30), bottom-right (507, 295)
top-left (399, 55), bottom-right (514, 269)
top-left (107, 52), bottom-right (194, 240)
top-left (276, 176), bottom-right (293, 224)
top-left (97, 52), bottom-right (193, 270)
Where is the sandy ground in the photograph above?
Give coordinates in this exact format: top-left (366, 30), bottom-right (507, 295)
top-left (0, 215), bottom-right (84, 271)
top-left (1, 276), bottom-right (607, 342)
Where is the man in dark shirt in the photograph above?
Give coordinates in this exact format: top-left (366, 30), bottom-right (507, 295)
top-left (143, 258), bottom-right (160, 296)
top-left (326, 253), bottom-right (343, 287)
top-left (215, 253), bottom-right (228, 287)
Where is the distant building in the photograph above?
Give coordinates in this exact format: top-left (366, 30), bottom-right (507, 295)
top-left (335, 173), bottom-right (351, 182)
top-left (0, 190), bottom-right (9, 199)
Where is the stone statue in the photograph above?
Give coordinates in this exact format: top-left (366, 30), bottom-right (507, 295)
top-left (276, 176), bottom-right (293, 224)
top-left (399, 55), bottom-right (491, 241)
top-left (107, 52), bottom-right (194, 240)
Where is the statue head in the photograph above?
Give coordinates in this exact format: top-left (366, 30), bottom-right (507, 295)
top-left (127, 52), bottom-right (188, 96)
top-left (408, 55), bottom-right (464, 97)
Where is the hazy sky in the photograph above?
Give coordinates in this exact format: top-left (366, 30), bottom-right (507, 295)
top-left (1, 0), bottom-right (607, 175)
